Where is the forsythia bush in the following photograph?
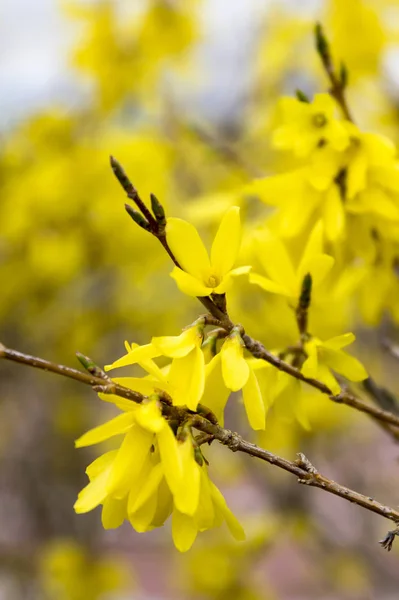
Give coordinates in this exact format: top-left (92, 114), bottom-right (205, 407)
top-left (3, 1), bottom-right (399, 597)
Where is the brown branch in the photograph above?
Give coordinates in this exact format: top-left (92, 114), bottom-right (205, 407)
top-left (1, 342), bottom-right (398, 546)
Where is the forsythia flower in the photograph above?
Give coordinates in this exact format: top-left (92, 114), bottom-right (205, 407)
top-left (272, 94), bottom-right (352, 158)
top-left (344, 132), bottom-right (399, 222)
top-left (166, 206), bottom-right (250, 297)
top-left (104, 323), bottom-right (205, 410)
top-left (219, 330), bottom-right (266, 430)
top-left (249, 221), bottom-right (334, 300)
top-left (248, 164), bottom-right (345, 241)
top-left (301, 333), bottom-right (368, 395)
top-left (74, 397), bottom-right (245, 551)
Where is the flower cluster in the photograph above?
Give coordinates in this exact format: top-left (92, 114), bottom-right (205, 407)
top-left (75, 196), bottom-right (369, 549)
top-left (74, 396), bottom-right (245, 552)
top-left (247, 92), bottom-right (399, 324)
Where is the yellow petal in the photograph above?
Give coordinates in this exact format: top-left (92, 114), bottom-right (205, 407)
top-left (172, 508), bottom-right (198, 552)
top-left (316, 363), bottom-right (341, 395)
top-left (97, 392), bottom-right (139, 412)
top-left (166, 217), bottom-right (211, 279)
top-left (323, 184), bottom-right (345, 242)
top-left (229, 265), bottom-right (252, 276)
top-left (312, 93), bottom-right (336, 116)
top-left (299, 220), bottom-right (324, 262)
top-left (134, 398), bottom-right (166, 433)
top-left (249, 272), bottom-right (289, 295)
top-left (301, 341), bottom-right (319, 379)
top-left (212, 272), bottom-right (234, 294)
top-left (86, 450), bottom-right (118, 481)
top-left (101, 497), bottom-right (127, 529)
top-left (322, 348), bottom-right (368, 382)
top-left (202, 354), bottom-right (230, 426)
top-left (173, 440), bottom-right (201, 516)
top-left (128, 462), bottom-right (164, 515)
top-left (323, 333), bottom-right (355, 350)
top-left (210, 206), bottom-right (241, 277)
top-left (168, 347), bottom-right (205, 410)
top-left (248, 169), bottom-right (306, 207)
top-left (75, 411), bottom-right (136, 448)
top-left (242, 368), bottom-right (266, 430)
top-left (106, 425), bottom-right (154, 497)
top-left (74, 467), bottom-right (110, 514)
top-left (209, 481), bottom-right (246, 541)
top-left (195, 468), bottom-right (216, 530)
top-left (170, 267), bottom-right (213, 297)
top-left (152, 326), bottom-right (202, 358)
top-left (123, 343), bottom-right (169, 381)
top-left (157, 423), bottom-right (182, 495)
top-left (221, 335), bottom-right (250, 391)
top-left (255, 231), bottom-right (296, 294)
top-left (129, 492), bottom-right (158, 533)
top-left (104, 344), bottom-right (160, 371)
top-left (150, 478), bottom-right (173, 528)
top-left (298, 254), bottom-right (334, 290)
top-left (278, 191), bottom-right (319, 238)
top-left (347, 147), bottom-right (368, 199)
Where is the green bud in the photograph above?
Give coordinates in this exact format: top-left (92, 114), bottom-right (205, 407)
top-left (125, 204), bottom-right (151, 231)
top-left (76, 352), bottom-right (101, 376)
top-left (299, 273), bottom-right (312, 311)
top-left (315, 23), bottom-right (329, 58)
top-left (150, 193), bottom-right (166, 226)
top-left (296, 89), bottom-right (310, 103)
top-left (110, 155), bottom-right (133, 194)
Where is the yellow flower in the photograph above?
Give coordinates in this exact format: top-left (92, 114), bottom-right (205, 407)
top-left (104, 323), bottom-right (205, 410)
top-left (219, 330), bottom-right (266, 430)
top-left (344, 132), bottom-right (399, 222)
top-left (248, 165), bottom-right (346, 242)
top-left (74, 397), bottom-right (244, 551)
top-left (272, 94), bottom-right (352, 158)
top-left (249, 221), bottom-right (334, 300)
top-left (172, 466), bottom-right (245, 552)
top-left (201, 352), bottom-right (231, 426)
top-left (302, 333), bottom-right (368, 395)
top-left (166, 206), bottom-right (250, 297)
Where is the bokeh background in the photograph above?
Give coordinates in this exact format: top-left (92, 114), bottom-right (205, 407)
top-left (2, 1), bottom-right (399, 598)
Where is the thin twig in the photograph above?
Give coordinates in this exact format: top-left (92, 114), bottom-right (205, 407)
top-left (315, 23), bottom-right (354, 123)
top-left (1, 342), bottom-right (399, 546)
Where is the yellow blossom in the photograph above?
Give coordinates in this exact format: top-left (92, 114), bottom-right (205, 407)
top-left (273, 94), bottom-right (352, 158)
top-left (302, 333), bottom-right (368, 395)
top-left (248, 164), bottom-right (346, 241)
top-left (172, 466), bottom-right (245, 552)
top-left (249, 221), bottom-right (334, 300)
top-left (220, 331), bottom-right (266, 430)
top-left (344, 132), bottom-right (399, 222)
top-left (104, 323), bottom-right (205, 410)
top-left (166, 206), bottom-right (250, 297)
top-left (74, 397), bottom-right (244, 551)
